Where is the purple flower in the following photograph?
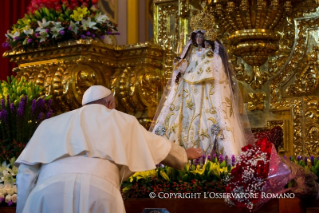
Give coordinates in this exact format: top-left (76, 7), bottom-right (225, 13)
top-left (37, 112), bottom-right (43, 122)
top-left (289, 156), bottom-right (292, 161)
top-left (31, 99), bottom-right (36, 113)
top-left (207, 155), bottom-right (211, 161)
top-left (86, 31), bottom-right (91, 36)
top-left (14, 37), bottom-right (20, 41)
top-left (81, 35), bottom-right (86, 39)
top-left (92, 34), bottom-right (95, 38)
top-left (283, 155), bottom-right (287, 159)
top-left (107, 31), bottom-right (112, 35)
top-left (219, 154), bottom-right (223, 163)
top-left (68, 27), bottom-right (72, 31)
top-left (0, 197), bottom-right (4, 202)
top-left (2, 42), bottom-right (7, 48)
top-left (10, 103), bottom-right (14, 112)
top-left (304, 156), bottom-right (308, 164)
top-left (7, 201), bottom-right (13, 206)
top-left (27, 39), bottom-right (33, 43)
top-left (46, 109), bottom-right (53, 119)
top-left (297, 156), bottom-right (302, 161)
top-left (100, 35), bottom-right (105, 39)
top-left (116, 32), bottom-right (120, 35)
top-left (311, 155), bottom-right (315, 166)
top-left (17, 107), bottom-right (24, 118)
top-left (0, 110), bottom-right (8, 121)
top-left (213, 153), bottom-right (216, 161)
top-left (60, 31), bottom-right (65, 35)
top-left (231, 155), bottom-right (236, 166)
top-left (45, 29), bottom-right (49, 33)
top-left (35, 33), bottom-right (40, 37)
top-left (36, 98), bottom-right (45, 110)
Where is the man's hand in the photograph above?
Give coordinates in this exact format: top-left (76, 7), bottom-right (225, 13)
top-left (186, 148), bottom-right (203, 160)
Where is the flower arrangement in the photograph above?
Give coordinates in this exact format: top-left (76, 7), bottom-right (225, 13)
top-left (0, 76), bottom-right (53, 162)
top-left (0, 158), bottom-right (18, 206)
top-left (121, 154), bottom-right (233, 200)
top-left (3, 0), bottom-right (118, 50)
top-left (225, 138), bottom-right (293, 212)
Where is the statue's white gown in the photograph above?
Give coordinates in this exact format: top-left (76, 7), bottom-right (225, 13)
top-left (153, 46), bottom-right (244, 157)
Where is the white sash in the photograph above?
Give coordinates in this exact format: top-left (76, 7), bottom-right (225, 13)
top-left (37, 155), bottom-right (120, 189)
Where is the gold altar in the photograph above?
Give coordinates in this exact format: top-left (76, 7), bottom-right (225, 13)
top-left (3, 0), bottom-right (319, 158)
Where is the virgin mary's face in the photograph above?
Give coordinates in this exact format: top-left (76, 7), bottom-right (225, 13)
top-left (196, 33), bottom-right (204, 46)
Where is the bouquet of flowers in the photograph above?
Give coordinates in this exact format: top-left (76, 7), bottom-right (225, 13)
top-left (0, 76), bottom-right (53, 162)
top-left (3, 0), bottom-right (119, 50)
top-left (121, 154), bottom-right (233, 200)
top-left (0, 158), bottom-right (18, 206)
top-left (225, 138), bottom-right (291, 212)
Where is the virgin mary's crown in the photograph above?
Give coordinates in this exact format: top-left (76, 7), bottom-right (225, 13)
top-left (190, 2), bottom-right (217, 41)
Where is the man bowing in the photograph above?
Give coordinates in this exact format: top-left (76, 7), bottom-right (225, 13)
top-left (15, 85), bottom-right (202, 213)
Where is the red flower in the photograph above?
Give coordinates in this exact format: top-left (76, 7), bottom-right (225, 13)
top-left (241, 144), bottom-right (253, 152)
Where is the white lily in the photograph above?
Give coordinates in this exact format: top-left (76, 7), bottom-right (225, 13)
top-left (51, 26), bottom-right (64, 38)
top-left (81, 17), bottom-right (97, 30)
top-left (36, 18), bottom-right (51, 32)
top-left (23, 25), bottom-right (34, 35)
top-left (53, 22), bottom-right (62, 28)
top-left (69, 21), bottom-right (79, 34)
top-left (5, 30), bottom-right (20, 39)
top-left (95, 12), bottom-right (109, 23)
top-left (37, 30), bottom-right (49, 42)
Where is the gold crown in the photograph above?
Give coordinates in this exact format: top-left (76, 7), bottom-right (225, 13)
top-left (190, 2), bottom-right (216, 34)
top-left (205, 29), bottom-right (217, 41)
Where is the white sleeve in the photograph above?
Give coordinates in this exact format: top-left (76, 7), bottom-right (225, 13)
top-left (16, 164), bottom-right (41, 213)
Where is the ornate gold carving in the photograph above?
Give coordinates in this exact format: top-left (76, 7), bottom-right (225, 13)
top-left (3, 39), bottom-right (164, 128)
top-left (286, 46), bottom-right (319, 96)
top-left (208, 0), bottom-right (318, 89)
top-left (247, 93), bottom-right (266, 111)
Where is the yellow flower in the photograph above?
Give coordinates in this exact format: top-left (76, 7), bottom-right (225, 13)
top-left (129, 169), bottom-right (157, 182)
top-left (11, 26), bottom-right (20, 34)
top-left (71, 7), bottom-right (88, 21)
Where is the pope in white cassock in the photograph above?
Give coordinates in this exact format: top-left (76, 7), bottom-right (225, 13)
top-left (15, 85), bottom-right (203, 213)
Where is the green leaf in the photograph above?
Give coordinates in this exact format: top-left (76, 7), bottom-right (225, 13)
top-left (44, 95), bottom-right (52, 100)
top-left (35, 11), bottom-right (42, 19)
top-left (44, 8), bottom-right (50, 17)
top-left (220, 160), bottom-right (226, 168)
top-left (182, 174), bottom-right (188, 182)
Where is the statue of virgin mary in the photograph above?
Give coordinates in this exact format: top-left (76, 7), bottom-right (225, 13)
top-left (150, 4), bottom-right (252, 158)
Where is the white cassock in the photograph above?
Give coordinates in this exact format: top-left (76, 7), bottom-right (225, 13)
top-left (15, 104), bottom-right (187, 213)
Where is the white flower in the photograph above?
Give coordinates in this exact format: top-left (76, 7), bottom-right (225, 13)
top-left (11, 194), bottom-right (17, 203)
top-left (95, 12), bottom-right (109, 23)
top-left (23, 25), bottom-right (34, 35)
top-left (37, 31), bottom-right (49, 42)
top-left (36, 18), bottom-right (51, 32)
top-left (12, 185), bottom-right (17, 194)
top-left (10, 166), bottom-right (18, 176)
top-left (5, 30), bottom-right (20, 39)
top-left (53, 22), bottom-right (62, 28)
top-left (69, 21), bottom-right (79, 34)
top-left (81, 17), bottom-right (97, 30)
top-left (5, 194), bottom-right (12, 203)
top-left (0, 188), bottom-right (5, 194)
top-left (51, 26), bottom-right (64, 38)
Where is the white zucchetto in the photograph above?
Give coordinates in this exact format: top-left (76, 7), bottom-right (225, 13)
top-left (82, 85), bottom-right (112, 105)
